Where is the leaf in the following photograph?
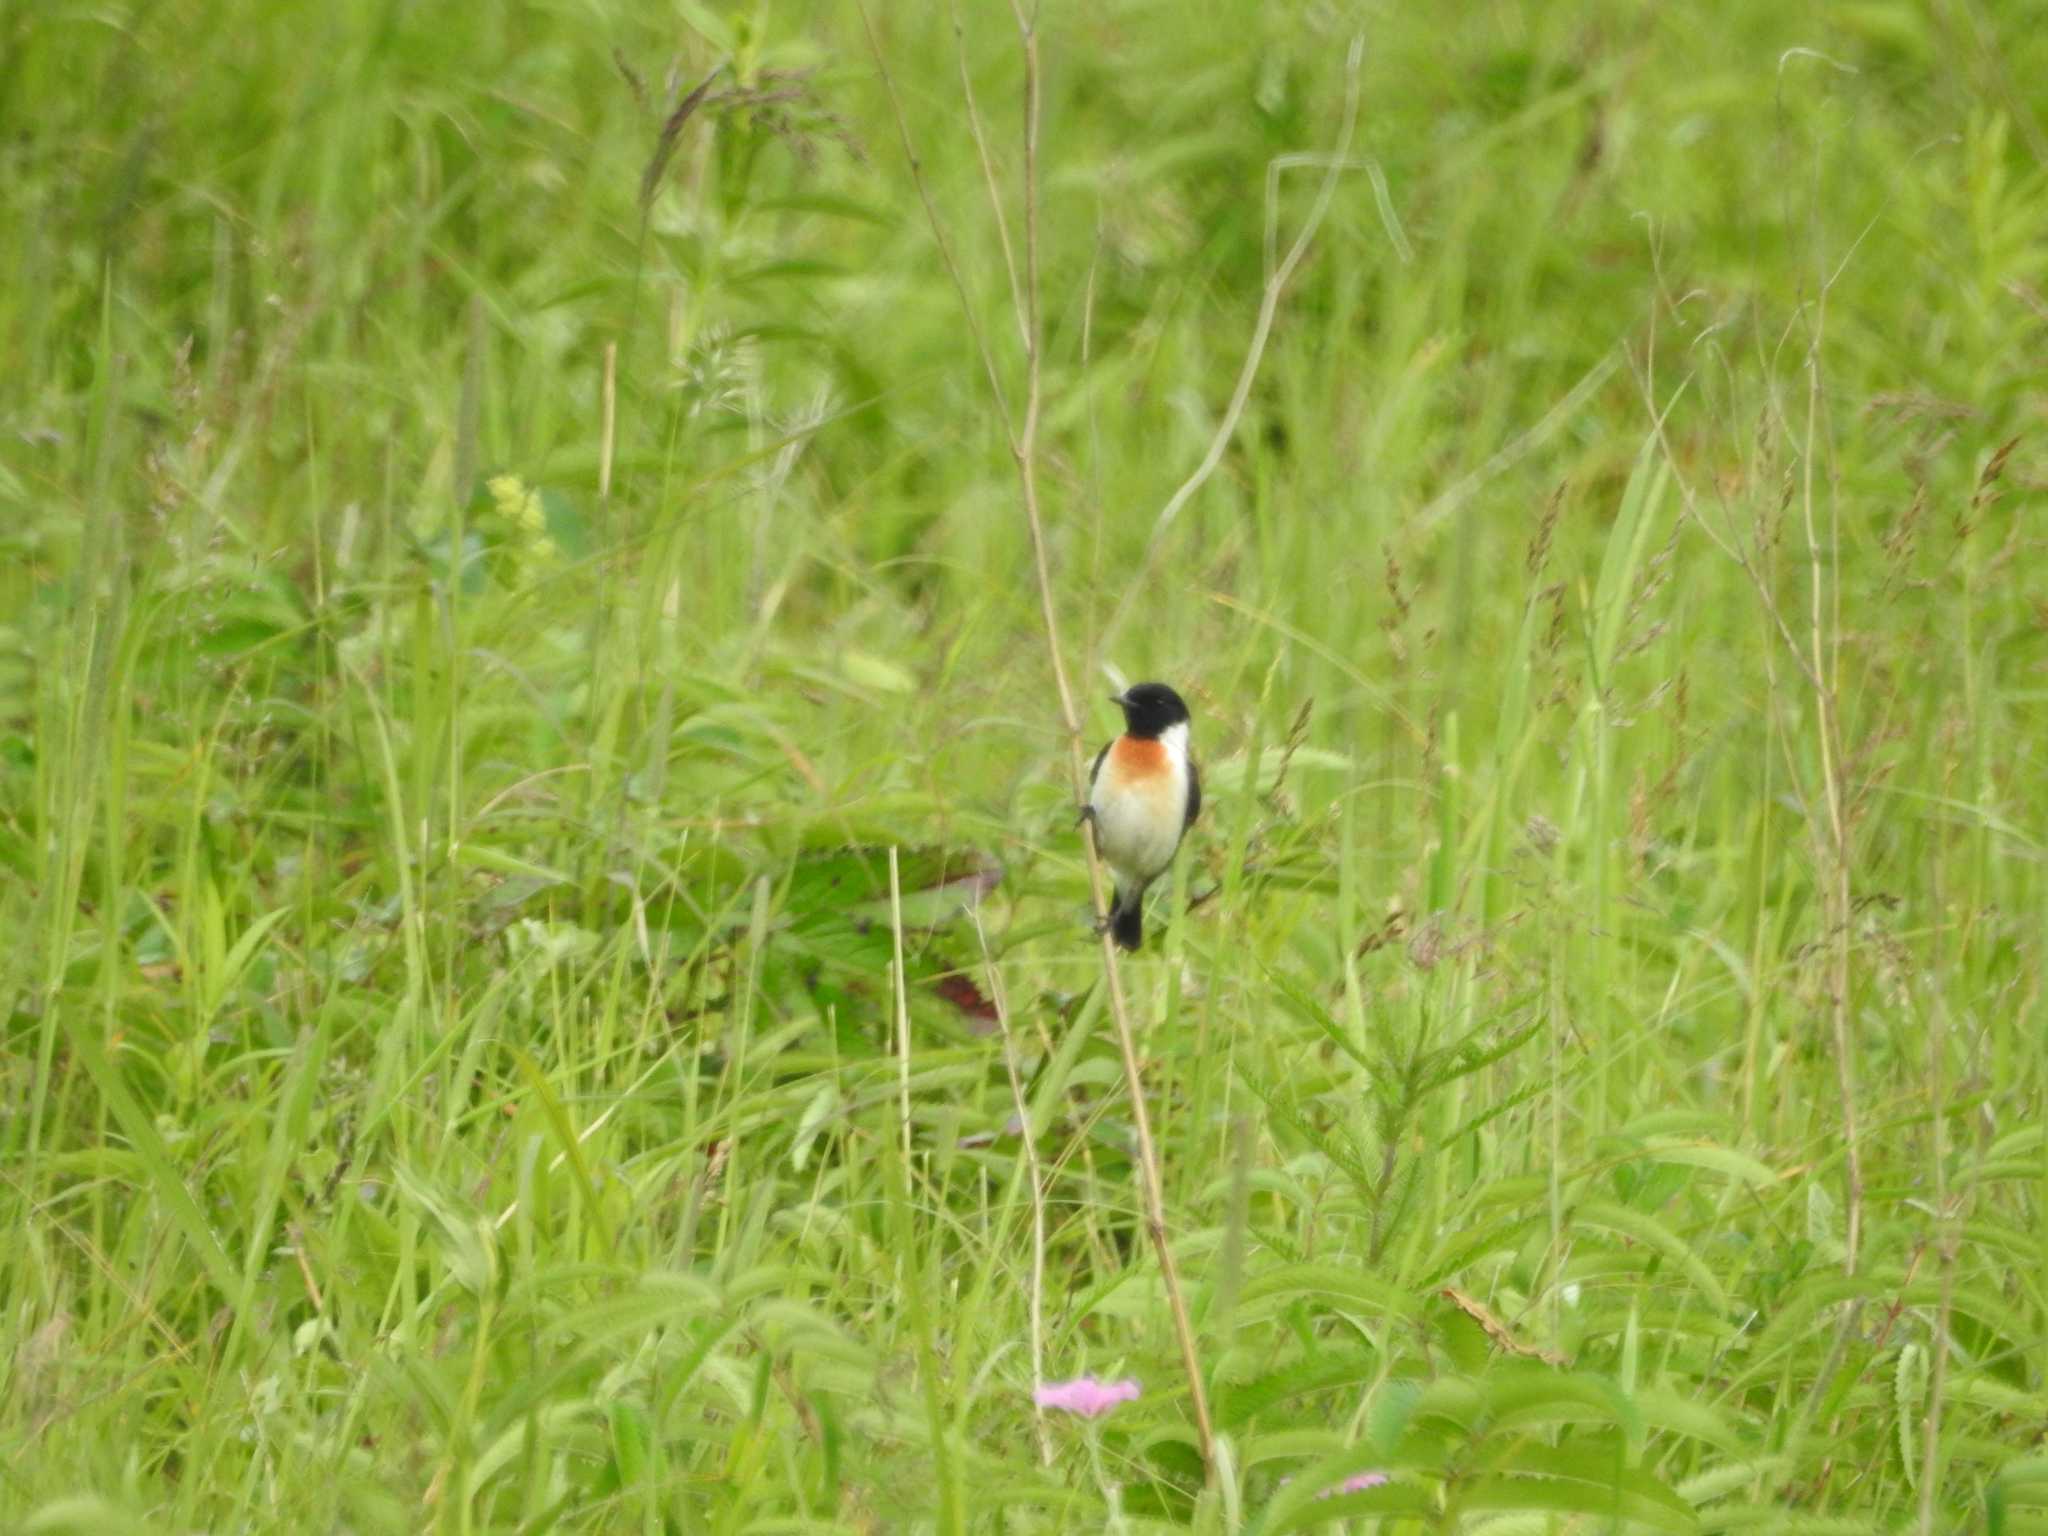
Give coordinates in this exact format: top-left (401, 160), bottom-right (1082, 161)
top-left (1417, 1016), bottom-right (1544, 1095)
top-left (1439, 1286), bottom-right (1566, 1365)
top-left (1482, 1373), bottom-right (1646, 1458)
top-left (753, 192), bottom-right (890, 223)
top-left (608, 1398), bottom-right (652, 1487)
top-left (730, 259), bottom-right (853, 287)
top-left (1458, 1468), bottom-right (1695, 1531)
top-left (784, 845), bottom-right (994, 909)
top-left (1674, 1454), bottom-right (1791, 1504)
top-left (1590, 431), bottom-right (1670, 685)
top-left (1687, 1509), bottom-right (1877, 1534)
top-left (1573, 1197), bottom-right (1731, 1311)
top-left (512, 1049), bottom-right (616, 1261)
top-left (1262, 964), bottom-right (1374, 1076)
top-left (1237, 1262), bottom-right (1421, 1322)
top-left (1423, 1208), bottom-right (1548, 1289)
top-left (1945, 1371), bottom-right (2048, 1417)
top-left (204, 905), bottom-right (292, 1021)
top-left (1200, 745), bottom-right (1355, 798)
top-left (1982, 1125), bottom-right (2046, 1164)
top-left (392, 1165), bottom-right (498, 1297)
top-left (1263, 1481), bottom-right (1432, 1531)
top-left (1368, 1379), bottom-right (1424, 1454)
top-left (1632, 1386), bottom-right (1746, 1453)
top-left (449, 842), bottom-right (571, 886)
top-left (1743, 1272), bottom-right (2033, 1394)
top-left (838, 649), bottom-right (917, 694)
top-left (1993, 1453), bottom-right (2048, 1493)
top-left (20, 1496), bottom-right (156, 1535)
top-left (675, 4), bottom-right (736, 52)
top-left (790, 1083), bottom-right (838, 1173)
top-left (539, 488), bottom-right (589, 559)
top-left (1218, 1347), bottom-right (1382, 1430)
top-left (1640, 1137), bottom-right (1778, 1189)
top-left (1805, 1180), bottom-right (1841, 1249)
top-left (542, 1277), bottom-right (722, 1345)
top-left (1895, 1343), bottom-right (1926, 1489)
top-left (1245, 1444), bottom-right (1422, 1536)
top-left (54, 1017), bottom-right (240, 1305)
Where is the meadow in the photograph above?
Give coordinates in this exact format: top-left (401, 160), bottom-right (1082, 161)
top-left (3, 0), bottom-right (2046, 1530)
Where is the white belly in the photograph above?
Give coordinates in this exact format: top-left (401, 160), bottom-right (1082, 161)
top-left (1093, 783), bottom-right (1184, 884)
top-left (1089, 723), bottom-right (1189, 887)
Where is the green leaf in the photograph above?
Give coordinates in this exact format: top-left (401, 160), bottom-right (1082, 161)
top-left (392, 1165), bottom-right (498, 1297)
top-left (1200, 745), bottom-right (1355, 798)
top-left (1218, 1347), bottom-right (1382, 1430)
top-left (1590, 431), bottom-right (1671, 685)
top-left (839, 649), bottom-right (918, 694)
top-left (538, 488), bottom-right (589, 559)
top-left (1993, 1453), bottom-right (2048, 1492)
top-left (675, 1), bottom-right (735, 51)
top-left (203, 904), bottom-right (292, 1021)
top-left (1265, 1481), bottom-right (1432, 1530)
top-left (21, 1496), bottom-right (156, 1535)
top-left (1687, 1510), bottom-right (1877, 1534)
top-left (1237, 1261), bottom-right (1423, 1323)
top-left (1573, 1197), bottom-right (1731, 1311)
top-left (1482, 1371), bottom-right (1646, 1458)
top-left (608, 1398), bottom-right (652, 1487)
top-left (1640, 1136), bottom-right (1778, 1189)
top-left (511, 1049), bottom-right (616, 1262)
top-left (55, 1018), bottom-right (240, 1306)
top-left (1458, 1467), bottom-right (1695, 1531)
top-left (730, 259), bottom-right (852, 287)
top-left (448, 841), bottom-right (571, 885)
top-left (1368, 1379), bottom-right (1424, 1455)
top-left (753, 192), bottom-right (891, 223)
top-left (790, 1082), bottom-right (838, 1172)
top-left (1805, 1180), bottom-right (1843, 1252)
top-left (1895, 1343), bottom-right (1926, 1489)
top-left (1632, 1386), bottom-right (1746, 1453)
top-left (1245, 1444), bottom-right (1419, 1536)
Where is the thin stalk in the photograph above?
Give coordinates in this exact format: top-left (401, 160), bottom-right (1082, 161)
top-left (889, 847), bottom-right (914, 1164)
top-left (859, 0), bottom-right (1218, 1469)
top-left (976, 909), bottom-right (1051, 1467)
top-left (1004, 0), bottom-right (1214, 1469)
top-left (1799, 321), bottom-right (1861, 1277)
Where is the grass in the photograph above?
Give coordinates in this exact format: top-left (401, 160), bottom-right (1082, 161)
top-left (3, 0), bottom-right (2046, 1531)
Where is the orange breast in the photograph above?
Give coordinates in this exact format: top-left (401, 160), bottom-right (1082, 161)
top-left (1107, 735), bottom-right (1170, 783)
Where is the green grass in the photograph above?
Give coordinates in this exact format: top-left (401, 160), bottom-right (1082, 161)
top-left (4, 0), bottom-right (2046, 1531)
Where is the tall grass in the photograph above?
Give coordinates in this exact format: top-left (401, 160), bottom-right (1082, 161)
top-left (2, 1), bottom-right (2044, 1531)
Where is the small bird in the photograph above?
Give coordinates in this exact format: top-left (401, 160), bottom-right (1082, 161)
top-left (1084, 682), bottom-right (1200, 951)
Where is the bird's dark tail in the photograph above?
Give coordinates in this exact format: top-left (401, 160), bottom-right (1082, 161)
top-left (1110, 888), bottom-right (1144, 951)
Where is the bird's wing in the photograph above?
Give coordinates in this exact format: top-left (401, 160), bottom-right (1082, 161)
top-left (1185, 756), bottom-right (1201, 828)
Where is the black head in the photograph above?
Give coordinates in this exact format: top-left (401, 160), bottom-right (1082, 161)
top-left (1111, 682), bottom-right (1191, 739)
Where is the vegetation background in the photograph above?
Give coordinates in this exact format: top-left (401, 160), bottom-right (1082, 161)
top-left (3, 0), bottom-right (2045, 1530)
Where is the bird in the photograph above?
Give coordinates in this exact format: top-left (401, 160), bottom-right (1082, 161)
top-left (1083, 682), bottom-right (1200, 951)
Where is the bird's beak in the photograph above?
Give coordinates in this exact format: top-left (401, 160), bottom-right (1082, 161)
top-left (1108, 691), bottom-right (1128, 708)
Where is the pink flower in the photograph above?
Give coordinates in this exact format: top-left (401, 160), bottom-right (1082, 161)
top-left (1328, 1472), bottom-right (1389, 1496)
top-left (1282, 1471), bottom-right (1391, 1499)
top-left (1033, 1376), bottom-right (1141, 1419)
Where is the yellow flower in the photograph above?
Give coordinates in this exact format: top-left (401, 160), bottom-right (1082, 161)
top-left (487, 474), bottom-right (544, 531)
